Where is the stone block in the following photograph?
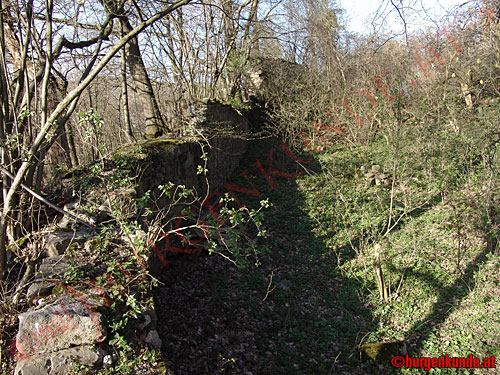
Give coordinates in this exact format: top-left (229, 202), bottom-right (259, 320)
top-left (45, 231), bottom-right (91, 258)
top-left (16, 297), bottom-right (106, 356)
top-left (26, 257), bottom-right (70, 303)
top-left (15, 345), bottom-right (101, 375)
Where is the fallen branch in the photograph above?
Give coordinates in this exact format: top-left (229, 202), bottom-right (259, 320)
top-left (262, 271), bottom-right (275, 302)
top-left (0, 166), bottom-right (95, 229)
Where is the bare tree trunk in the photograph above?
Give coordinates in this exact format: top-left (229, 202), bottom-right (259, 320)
top-left (221, 0), bottom-right (236, 46)
top-left (220, 0), bottom-right (236, 99)
top-left (163, 14), bottom-right (185, 126)
top-left (120, 16), bottom-right (166, 138)
top-left (0, 0), bottom-right (193, 279)
top-left (120, 21), bottom-right (135, 143)
top-left (231, 0), bottom-right (259, 99)
top-left (65, 120), bottom-right (79, 166)
top-left (0, 0), bottom-right (7, 278)
top-left (46, 75), bottom-right (73, 171)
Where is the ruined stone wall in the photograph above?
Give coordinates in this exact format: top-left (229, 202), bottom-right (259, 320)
top-left (14, 101), bottom-right (251, 375)
top-left (61, 100), bottom-right (249, 219)
top-left (124, 100), bottom-right (249, 205)
top-left (247, 57), bottom-right (307, 107)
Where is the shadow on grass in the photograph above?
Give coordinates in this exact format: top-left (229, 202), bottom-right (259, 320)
top-left (403, 244), bottom-right (494, 355)
top-left (333, 192), bottom-right (443, 265)
top-left (152, 139), bottom-right (381, 375)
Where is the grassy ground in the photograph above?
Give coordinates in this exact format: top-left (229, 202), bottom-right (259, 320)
top-left (154, 131), bottom-right (499, 374)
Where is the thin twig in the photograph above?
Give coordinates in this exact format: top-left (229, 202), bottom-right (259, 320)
top-left (327, 352), bottom-right (342, 375)
top-left (262, 271), bottom-right (275, 301)
top-left (390, 0), bottom-right (409, 47)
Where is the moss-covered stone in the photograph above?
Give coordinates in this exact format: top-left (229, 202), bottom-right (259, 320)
top-left (61, 102), bottom-right (249, 226)
top-left (360, 341), bottom-right (407, 362)
top-left (116, 137), bottom-right (198, 158)
top-left (154, 360), bottom-right (168, 374)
